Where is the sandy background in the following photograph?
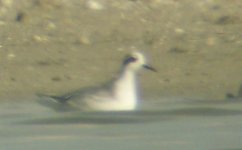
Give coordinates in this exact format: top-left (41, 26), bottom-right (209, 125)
top-left (0, 0), bottom-right (242, 101)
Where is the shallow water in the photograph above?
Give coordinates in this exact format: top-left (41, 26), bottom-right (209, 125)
top-left (1, 98), bottom-right (242, 150)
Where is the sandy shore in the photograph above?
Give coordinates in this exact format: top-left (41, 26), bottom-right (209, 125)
top-left (0, 0), bottom-right (242, 100)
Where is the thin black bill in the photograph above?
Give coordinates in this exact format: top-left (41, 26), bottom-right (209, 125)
top-left (143, 64), bottom-right (157, 72)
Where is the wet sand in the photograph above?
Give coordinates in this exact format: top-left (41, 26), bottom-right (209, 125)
top-left (0, 0), bottom-right (241, 100)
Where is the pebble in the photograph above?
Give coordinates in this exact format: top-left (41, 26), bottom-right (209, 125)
top-left (33, 35), bottom-right (48, 42)
top-left (7, 53), bottom-right (16, 60)
top-left (1, 0), bottom-right (13, 7)
top-left (0, 21), bottom-right (6, 26)
top-left (206, 37), bottom-right (216, 46)
top-left (79, 35), bottom-right (91, 45)
top-left (47, 22), bottom-right (56, 30)
top-left (86, 0), bottom-right (104, 10)
top-left (175, 28), bottom-right (185, 34)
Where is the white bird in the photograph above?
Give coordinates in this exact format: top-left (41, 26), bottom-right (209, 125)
top-left (37, 51), bottom-right (156, 111)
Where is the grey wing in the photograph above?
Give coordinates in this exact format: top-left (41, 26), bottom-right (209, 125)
top-left (36, 79), bottom-right (115, 111)
top-left (36, 87), bottom-right (99, 112)
top-left (37, 82), bottom-right (112, 103)
top-left (38, 87), bottom-right (99, 103)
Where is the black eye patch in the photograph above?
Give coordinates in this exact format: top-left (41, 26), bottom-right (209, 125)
top-left (123, 56), bottom-right (137, 66)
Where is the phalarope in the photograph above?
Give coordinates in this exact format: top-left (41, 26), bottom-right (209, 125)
top-left (38, 51), bottom-right (156, 111)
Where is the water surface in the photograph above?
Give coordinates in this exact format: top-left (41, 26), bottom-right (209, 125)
top-left (1, 98), bottom-right (242, 150)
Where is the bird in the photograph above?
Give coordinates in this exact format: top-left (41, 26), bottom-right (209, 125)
top-left (37, 51), bottom-right (156, 112)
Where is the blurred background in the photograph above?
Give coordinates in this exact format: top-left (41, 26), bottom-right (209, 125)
top-left (0, 0), bottom-right (241, 100)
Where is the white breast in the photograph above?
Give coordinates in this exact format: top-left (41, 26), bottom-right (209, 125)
top-left (113, 70), bottom-right (138, 110)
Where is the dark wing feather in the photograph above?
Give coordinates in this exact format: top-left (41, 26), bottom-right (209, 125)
top-left (38, 78), bottom-right (115, 104)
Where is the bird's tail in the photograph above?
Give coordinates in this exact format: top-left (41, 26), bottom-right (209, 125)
top-left (36, 93), bottom-right (74, 112)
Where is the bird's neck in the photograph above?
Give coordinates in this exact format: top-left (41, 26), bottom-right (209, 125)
top-left (118, 69), bottom-right (137, 90)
